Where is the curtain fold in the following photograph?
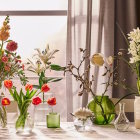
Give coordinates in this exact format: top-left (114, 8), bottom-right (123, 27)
top-left (113, 0), bottom-right (140, 121)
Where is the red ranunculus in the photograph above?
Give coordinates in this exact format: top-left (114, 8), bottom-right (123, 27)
top-left (47, 97), bottom-right (56, 106)
top-left (32, 97), bottom-right (42, 105)
top-left (2, 98), bottom-right (10, 106)
top-left (1, 56), bottom-right (8, 63)
top-left (6, 41), bottom-right (18, 52)
top-left (41, 84), bottom-right (50, 93)
top-left (4, 65), bottom-right (10, 71)
top-left (4, 80), bottom-right (13, 89)
top-left (25, 84), bottom-right (33, 91)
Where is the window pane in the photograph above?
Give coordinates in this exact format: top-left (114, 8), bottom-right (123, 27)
top-left (0, 0), bottom-right (68, 10)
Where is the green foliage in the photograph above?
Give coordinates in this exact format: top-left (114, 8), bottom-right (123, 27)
top-left (9, 87), bottom-right (37, 129)
top-left (50, 64), bottom-right (65, 71)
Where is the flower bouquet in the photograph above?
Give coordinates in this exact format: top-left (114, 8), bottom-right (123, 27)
top-left (5, 80), bottom-right (38, 133)
top-left (0, 16), bottom-right (27, 128)
top-left (26, 45), bottom-right (64, 125)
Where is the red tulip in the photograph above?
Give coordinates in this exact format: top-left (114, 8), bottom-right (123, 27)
top-left (47, 97), bottom-right (56, 106)
top-left (41, 84), bottom-right (50, 93)
top-left (4, 80), bottom-right (13, 89)
top-left (32, 97), bottom-right (42, 105)
top-left (2, 98), bottom-right (10, 106)
top-left (25, 84), bottom-right (33, 91)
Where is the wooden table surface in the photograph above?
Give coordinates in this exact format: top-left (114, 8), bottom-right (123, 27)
top-left (0, 122), bottom-right (140, 140)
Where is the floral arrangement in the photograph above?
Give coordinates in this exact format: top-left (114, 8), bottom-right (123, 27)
top-left (5, 80), bottom-right (38, 130)
top-left (64, 48), bottom-right (116, 124)
top-left (0, 16), bottom-right (27, 88)
top-left (72, 108), bottom-right (93, 121)
top-left (26, 45), bottom-right (64, 102)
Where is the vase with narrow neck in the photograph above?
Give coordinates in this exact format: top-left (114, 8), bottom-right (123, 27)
top-left (114, 103), bottom-right (130, 131)
top-left (88, 96), bottom-right (115, 125)
top-left (134, 96), bottom-right (140, 128)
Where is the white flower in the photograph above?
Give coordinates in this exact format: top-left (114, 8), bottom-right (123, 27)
top-left (127, 28), bottom-right (140, 63)
top-left (73, 108), bottom-right (93, 120)
top-left (91, 53), bottom-right (104, 66)
top-left (34, 44), bottom-right (59, 65)
top-left (106, 56), bottom-right (113, 66)
top-left (26, 59), bottom-right (47, 74)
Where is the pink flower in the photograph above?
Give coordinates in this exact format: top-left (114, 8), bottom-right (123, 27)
top-left (4, 65), bottom-right (10, 71)
top-left (6, 41), bottom-right (18, 52)
top-left (1, 56), bottom-right (8, 63)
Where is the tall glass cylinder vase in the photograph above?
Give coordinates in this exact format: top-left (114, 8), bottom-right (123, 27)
top-left (0, 94), bottom-right (7, 128)
top-left (34, 92), bottom-right (53, 126)
top-left (134, 96), bottom-right (140, 128)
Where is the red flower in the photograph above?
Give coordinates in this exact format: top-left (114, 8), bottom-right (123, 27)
top-left (4, 65), bottom-right (10, 71)
top-left (41, 84), bottom-right (50, 93)
top-left (32, 97), bottom-right (42, 105)
top-left (25, 84), bottom-right (33, 91)
top-left (47, 97), bottom-right (56, 106)
top-left (1, 56), bottom-right (8, 63)
top-left (2, 98), bottom-right (10, 106)
top-left (4, 80), bottom-right (13, 89)
top-left (22, 64), bottom-right (25, 70)
top-left (6, 41), bottom-right (18, 52)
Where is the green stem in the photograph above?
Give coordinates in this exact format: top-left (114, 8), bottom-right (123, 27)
top-left (114, 92), bottom-right (137, 106)
top-left (43, 92), bottom-right (45, 103)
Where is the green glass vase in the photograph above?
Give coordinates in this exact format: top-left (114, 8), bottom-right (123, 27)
top-left (88, 95), bottom-right (115, 125)
top-left (47, 113), bottom-right (60, 128)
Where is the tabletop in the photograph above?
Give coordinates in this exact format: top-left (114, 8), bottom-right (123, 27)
top-left (0, 122), bottom-right (140, 140)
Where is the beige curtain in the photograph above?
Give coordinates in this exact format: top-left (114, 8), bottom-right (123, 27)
top-left (66, 0), bottom-right (114, 121)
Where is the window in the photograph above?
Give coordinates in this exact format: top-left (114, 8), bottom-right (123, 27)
top-left (0, 0), bottom-right (68, 121)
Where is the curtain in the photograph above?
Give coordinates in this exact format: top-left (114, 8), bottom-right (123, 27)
top-left (66, 0), bottom-right (114, 121)
top-left (113, 0), bottom-right (140, 121)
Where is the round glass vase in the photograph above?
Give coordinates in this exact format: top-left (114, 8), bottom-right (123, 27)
top-left (0, 95), bottom-right (7, 128)
top-left (16, 104), bottom-right (34, 135)
top-left (88, 95), bottom-right (115, 125)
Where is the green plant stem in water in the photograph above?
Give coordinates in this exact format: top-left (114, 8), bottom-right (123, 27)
top-left (43, 92), bottom-right (45, 103)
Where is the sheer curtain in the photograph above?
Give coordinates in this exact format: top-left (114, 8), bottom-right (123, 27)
top-left (66, 0), bottom-right (114, 121)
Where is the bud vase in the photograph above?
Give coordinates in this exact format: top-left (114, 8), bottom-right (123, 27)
top-left (114, 103), bottom-right (130, 131)
top-left (134, 96), bottom-right (140, 128)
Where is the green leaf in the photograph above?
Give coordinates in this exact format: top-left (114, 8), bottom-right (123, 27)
top-left (50, 64), bottom-right (65, 71)
top-left (28, 90), bottom-right (38, 99)
top-left (47, 78), bottom-right (63, 83)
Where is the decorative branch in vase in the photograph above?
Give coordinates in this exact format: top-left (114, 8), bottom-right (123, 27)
top-left (64, 48), bottom-right (117, 125)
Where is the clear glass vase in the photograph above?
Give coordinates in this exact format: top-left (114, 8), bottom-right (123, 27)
top-left (74, 118), bottom-right (92, 132)
top-left (16, 105), bottom-right (34, 135)
top-left (114, 103), bottom-right (130, 132)
top-left (0, 95), bottom-right (7, 128)
top-left (34, 93), bottom-right (52, 126)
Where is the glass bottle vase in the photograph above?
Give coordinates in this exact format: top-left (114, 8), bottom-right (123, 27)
top-left (114, 103), bottom-right (130, 131)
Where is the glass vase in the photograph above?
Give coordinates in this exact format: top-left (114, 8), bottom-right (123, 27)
top-left (47, 113), bottom-right (60, 128)
top-left (114, 103), bottom-right (130, 131)
top-left (0, 95), bottom-right (7, 128)
top-left (88, 95), bottom-right (115, 125)
top-left (16, 105), bottom-right (34, 135)
top-left (74, 118), bottom-right (92, 132)
top-left (34, 93), bottom-right (52, 126)
top-left (134, 96), bottom-right (140, 128)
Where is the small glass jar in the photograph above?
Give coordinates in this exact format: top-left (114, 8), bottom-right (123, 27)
top-left (47, 113), bottom-right (60, 128)
top-left (74, 118), bottom-right (92, 132)
top-left (114, 103), bottom-right (130, 132)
